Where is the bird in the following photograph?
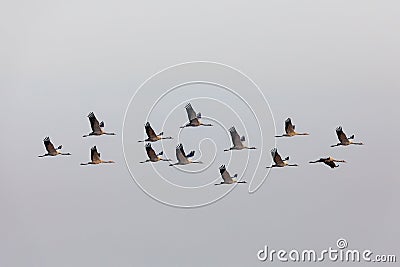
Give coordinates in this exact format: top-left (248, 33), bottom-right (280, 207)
top-left (80, 146), bottom-right (115, 165)
top-left (169, 143), bottom-right (202, 166)
top-left (38, 137), bottom-right (71, 157)
top-left (275, 118), bottom-right (309, 137)
top-left (180, 103), bottom-right (213, 128)
top-left (224, 126), bottom-right (256, 151)
top-left (139, 143), bottom-right (171, 163)
top-left (215, 165), bottom-right (246, 185)
top-left (331, 126), bottom-right (363, 147)
top-left (309, 157), bottom-right (346, 168)
top-left (266, 148), bottom-right (298, 168)
top-left (138, 122), bottom-right (172, 142)
top-left (83, 112), bottom-right (115, 137)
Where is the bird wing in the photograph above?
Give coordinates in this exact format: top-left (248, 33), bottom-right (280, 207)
top-left (176, 144), bottom-right (187, 162)
top-left (88, 112), bottom-right (102, 133)
top-left (43, 137), bottom-right (57, 154)
top-left (219, 165), bottom-right (233, 183)
top-left (185, 103), bottom-right (197, 121)
top-left (271, 148), bottom-right (284, 165)
top-left (285, 118), bottom-right (295, 134)
top-left (336, 126), bottom-right (349, 143)
top-left (91, 146), bottom-right (101, 162)
top-left (186, 150), bottom-right (195, 158)
top-left (145, 143), bottom-right (158, 160)
top-left (229, 127), bottom-right (243, 147)
top-left (145, 122), bottom-right (157, 139)
top-left (324, 160), bottom-right (337, 168)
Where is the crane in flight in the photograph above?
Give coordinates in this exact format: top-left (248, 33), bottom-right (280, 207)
top-left (215, 165), bottom-right (246, 185)
top-left (224, 126), bottom-right (256, 151)
top-left (275, 118), bottom-right (309, 137)
top-left (38, 137), bottom-right (71, 157)
top-left (80, 146), bottom-right (115, 165)
top-left (309, 157), bottom-right (346, 168)
top-left (331, 126), bottom-right (363, 147)
top-left (138, 122), bottom-right (172, 142)
top-left (169, 143), bottom-right (202, 166)
top-left (180, 103), bottom-right (212, 128)
top-left (139, 143), bottom-right (171, 163)
top-left (266, 148), bottom-right (298, 168)
top-left (83, 112), bottom-right (115, 137)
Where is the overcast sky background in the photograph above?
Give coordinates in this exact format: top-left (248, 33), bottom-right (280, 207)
top-left (1, 1), bottom-right (399, 266)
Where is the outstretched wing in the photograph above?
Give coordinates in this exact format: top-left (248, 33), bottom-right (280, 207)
top-left (88, 112), bottom-right (102, 133)
top-left (285, 118), bottom-right (295, 134)
top-left (185, 103), bottom-right (197, 121)
top-left (186, 150), bottom-right (195, 158)
top-left (324, 160), bottom-right (337, 168)
top-left (43, 137), bottom-right (57, 154)
top-left (336, 126), bottom-right (349, 143)
top-left (91, 146), bottom-right (101, 162)
top-left (219, 165), bottom-right (233, 183)
top-left (176, 144), bottom-right (187, 162)
top-left (145, 122), bottom-right (157, 139)
top-left (271, 148), bottom-right (284, 165)
top-left (229, 126), bottom-right (243, 147)
top-left (145, 143), bottom-right (158, 160)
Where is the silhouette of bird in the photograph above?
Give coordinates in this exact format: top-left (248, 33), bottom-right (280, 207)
top-left (266, 148), bottom-right (298, 168)
top-left (138, 122), bottom-right (172, 142)
top-left (275, 118), bottom-right (309, 137)
top-left (139, 143), bottom-right (171, 163)
top-left (169, 143), bottom-right (202, 166)
top-left (83, 112), bottom-right (115, 137)
top-left (180, 103), bottom-right (212, 128)
top-left (215, 165), bottom-right (246, 185)
top-left (224, 126), bottom-right (256, 151)
top-left (38, 137), bottom-right (71, 157)
top-left (309, 157), bottom-right (346, 168)
top-left (80, 146), bottom-right (114, 165)
top-left (331, 126), bottom-right (363, 147)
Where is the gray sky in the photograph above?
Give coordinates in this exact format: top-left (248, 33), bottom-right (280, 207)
top-left (1, 0), bottom-right (399, 266)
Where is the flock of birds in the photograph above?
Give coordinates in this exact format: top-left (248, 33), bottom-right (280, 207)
top-left (38, 112), bottom-right (116, 165)
top-left (39, 103), bottom-right (364, 185)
